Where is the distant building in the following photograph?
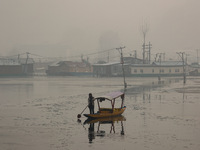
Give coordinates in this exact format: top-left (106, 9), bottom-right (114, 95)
top-left (46, 61), bottom-right (92, 76)
top-left (93, 59), bottom-right (186, 77)
top-left (34, 61), bottom-right (53, 75)
top-left (130, 61), bottom-right (185, 77)
top-left (93, 62), bottom-right (130, 77)
top-left (19, 58), bottom-right (34, 75)
top-left (123, 57), bottom-right (143, 64)
top-left (0, 58), bottom-right (34, 76)
top-left (188, 62), bottom-right (200, 76)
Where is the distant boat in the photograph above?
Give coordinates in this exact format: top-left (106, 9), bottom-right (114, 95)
top-left (84, 91), bottom-right (126, 118)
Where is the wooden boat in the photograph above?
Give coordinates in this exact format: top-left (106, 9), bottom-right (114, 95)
top-left (84, 91), bottom-right (126, 118)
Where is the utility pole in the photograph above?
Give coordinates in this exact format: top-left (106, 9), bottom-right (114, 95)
top-left (18, 54), bottom-right (20, 63)
top-left (196, 49), bottom-right (200, 64)
top-left (142, 42), bottom-right (152, 64)
top-left (143, 42), bottom-right (145, 64)
top-left (134, 50), bottom-right (137, 59)
top-left (155, 53), bottom-right (163, 81)
top-left (24, 52), bottom-right (30, 74)
top-left (154, 53), bottom-right (158, 62)
top-left (177, 52), bottom-right (186, 84)
top-left (116, 46), bottom-right (127, 89)
top-left (148, 42), bottom-right (152, 64)
top-left (107, 51), bottom-right (109, 62)
top-left (158, 53), bottom-right (162, 81)
top-left (163, 53), bottom-right (165, 61)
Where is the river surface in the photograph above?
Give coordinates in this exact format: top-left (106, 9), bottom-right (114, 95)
top-left (0, 76), bottom-right (200, 150)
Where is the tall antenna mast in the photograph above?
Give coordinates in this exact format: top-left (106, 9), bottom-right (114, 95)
top-left (140, 22), bottom-right (149, 64)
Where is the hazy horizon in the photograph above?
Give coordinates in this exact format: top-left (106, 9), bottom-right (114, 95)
top-left (0, 0), bottom-right (199, 62)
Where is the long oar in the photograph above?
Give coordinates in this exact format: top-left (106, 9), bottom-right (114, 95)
top-left (77, 105), bottom-right (88, 118)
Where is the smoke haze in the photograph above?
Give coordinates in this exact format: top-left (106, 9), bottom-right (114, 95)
top-left (0, 0), bottom-right (199, 60)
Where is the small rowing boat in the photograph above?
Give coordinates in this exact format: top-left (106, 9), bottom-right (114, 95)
top-left (84, 91), bottom-right (126, 118)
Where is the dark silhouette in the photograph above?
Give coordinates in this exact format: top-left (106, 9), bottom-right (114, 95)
top-left (88, 93), bottom-right (94, 114)
top-left (88, 123), bottom-right (95, 143)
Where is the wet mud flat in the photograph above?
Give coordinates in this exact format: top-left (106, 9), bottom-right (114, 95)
top-left (0, 76), bottom-right (200, 150)
top-left (124, 77), bottom-right (200, 150)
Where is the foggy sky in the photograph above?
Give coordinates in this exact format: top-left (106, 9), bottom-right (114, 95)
top-left (0, 0), bottom-right (200, 61)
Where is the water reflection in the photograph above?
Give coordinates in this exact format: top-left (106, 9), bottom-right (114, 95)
top-left (125, 78), bottom-right (181, 96)
top-left (80, 115), bottom-right (126, 143)
top-left (125, 78), bottom-right (189, 104)
top-left (88, 122), bottom-right (95, 143)
top-left (0, 83), bottom-right (33, 105)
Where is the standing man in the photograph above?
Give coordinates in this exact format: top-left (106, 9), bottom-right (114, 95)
top-left (88, 93), bottom-right (94, 114)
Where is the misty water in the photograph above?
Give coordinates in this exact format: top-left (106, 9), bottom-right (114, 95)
top-left (0, 76), bottom-right (200, 150)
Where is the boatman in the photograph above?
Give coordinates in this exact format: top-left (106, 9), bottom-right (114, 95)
top-left (88, 93), bottom-right (94, 114)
